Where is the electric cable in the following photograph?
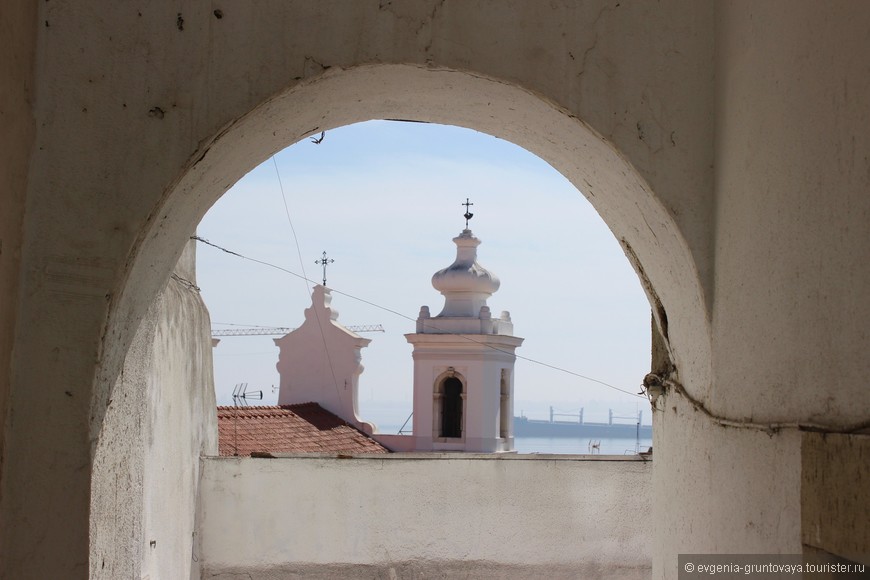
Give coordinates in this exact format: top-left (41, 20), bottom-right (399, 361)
top-left (270, 155), bottom-right (344, 403)
top-left (192, 235), bottom-right (645, 399)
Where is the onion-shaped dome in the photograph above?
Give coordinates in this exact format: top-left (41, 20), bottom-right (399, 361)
top-left (431, 229), bottom-right (500, 317)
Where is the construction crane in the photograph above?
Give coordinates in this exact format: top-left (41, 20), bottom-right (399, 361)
top-left (211, 324), bottom-right (385, 337)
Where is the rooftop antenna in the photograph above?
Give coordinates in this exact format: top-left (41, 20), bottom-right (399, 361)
top-left (232, 383), bottom-right (263, 407)
top-left (231, 383), bottom-right (242, 405)
top-left (315, 250), bottom-right (334, 286)
top-left (462, 198), bottom-right (474, 228)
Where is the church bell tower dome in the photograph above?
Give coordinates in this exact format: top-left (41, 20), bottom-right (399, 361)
top-left (431, 229), bottom-right (500, 318)
top-left (405, 199), bottom-right (523, 453)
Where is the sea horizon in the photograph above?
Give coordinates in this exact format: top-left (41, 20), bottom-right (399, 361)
top-left (359, 399), bottom-right (652, 455)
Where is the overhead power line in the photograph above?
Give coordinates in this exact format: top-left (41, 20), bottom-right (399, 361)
top-left (270, 155), bottom-right (343, 405)
top-left (192, 235), bottom-right (645, 399)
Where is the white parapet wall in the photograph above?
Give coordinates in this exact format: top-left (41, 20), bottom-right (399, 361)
top-left (198, 454), bottom-right (652, 579)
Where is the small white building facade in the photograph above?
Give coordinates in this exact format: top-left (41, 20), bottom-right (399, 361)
top-left (406, 228), bottom-right (523, 452)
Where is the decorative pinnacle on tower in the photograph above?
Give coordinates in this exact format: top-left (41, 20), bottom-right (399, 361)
top-left (462, 198), bottom-right (474, 228)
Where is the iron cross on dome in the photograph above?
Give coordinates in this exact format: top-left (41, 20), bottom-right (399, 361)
top-left (462, 198), bottom-right (474, 228)
top-left (315, 251), bottom-right (334, 286)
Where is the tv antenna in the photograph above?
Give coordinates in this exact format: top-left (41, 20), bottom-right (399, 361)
top-left (232, 383), bottom-right (263, 406)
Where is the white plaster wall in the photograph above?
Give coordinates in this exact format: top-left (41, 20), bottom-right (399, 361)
top-left (712, 0), bottom-right (870, 428)
top-left (90, 243), bottom-right (217, 579)
top-left (198, 455), bottom-right (652, 579)
top-left (371, 433), bottom-right (416, 452)
top-left (649, 3), bottom-right (870, 576)
top-left (4, 3), bottom-right (716, 573)
top-left (6, 0), bottom-right (870, 577)
top-left (651, 394), bottom-right (802, 579)
top-left (90, 296), bottom-right (153, 578)
top-left (142, 244), bottom-right (218, 580)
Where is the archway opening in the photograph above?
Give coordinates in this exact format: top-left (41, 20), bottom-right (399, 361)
top-left (196, 119), bottom-right (655, 454)
top-left (92, 62), bottom-right (711, 577)
top-left (110, 65), bottom-right (710, 416)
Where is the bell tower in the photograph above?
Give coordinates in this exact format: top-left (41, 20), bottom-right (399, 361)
top-left (406, 202), bottom-right (523, 452)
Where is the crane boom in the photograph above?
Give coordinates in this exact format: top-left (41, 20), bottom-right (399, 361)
top-left (212, 324), bottom-right (384, 337)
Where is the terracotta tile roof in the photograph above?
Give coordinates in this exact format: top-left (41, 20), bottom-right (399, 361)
top-left (216, 403), bottom-right (389, 456)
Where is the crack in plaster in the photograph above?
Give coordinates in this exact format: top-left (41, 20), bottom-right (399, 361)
top-left (377, 0), bottom-right (445, 61)
top-left (302, 56), bottom-right (331, 79)
top-left (621, 238), bottom-right (670, 350)
top-left (421, 0), bottom-right (445, 58)
top-left (577, 3), bottom-right (617, 79)
top-left (658, 379), bottom-right (870, 436)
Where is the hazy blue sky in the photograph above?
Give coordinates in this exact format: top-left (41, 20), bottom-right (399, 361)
top-left (196, 120), bottom-right (652, 426)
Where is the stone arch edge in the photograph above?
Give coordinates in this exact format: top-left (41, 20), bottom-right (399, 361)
top-left (94, 63), bottom-right (712, 446)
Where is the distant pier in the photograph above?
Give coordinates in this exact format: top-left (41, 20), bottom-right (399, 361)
top-left (514, 407), bottom-right (652, 438)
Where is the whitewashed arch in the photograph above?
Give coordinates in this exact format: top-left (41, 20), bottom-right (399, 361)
top-left (110, 64), bottom-right (711, 412)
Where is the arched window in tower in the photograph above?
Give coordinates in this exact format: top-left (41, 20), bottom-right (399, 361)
top-left (440, 377), bottom-right (463, 438)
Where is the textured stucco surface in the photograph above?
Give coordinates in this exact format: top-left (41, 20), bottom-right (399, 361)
top-left (3, 3), bottom-right (718, 573)
top-left (199, 455), bottom-right (652, 579)
top-left (0, 0), bottom-right (36, 520)
top-left (642, 3), bottom-right (870, 574)
top-left (0, 1), bottom-right (868, 577)
top-left (90, 242), bottom-right (217, 579)
top-left (801, 433), bottom-right (870, 565)
top-left (711, 0), bottom-right (870, 426)
top-left (652, 391), bottom-right (803, 578)
top-left (203, 561), bottom-right (647, 580)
